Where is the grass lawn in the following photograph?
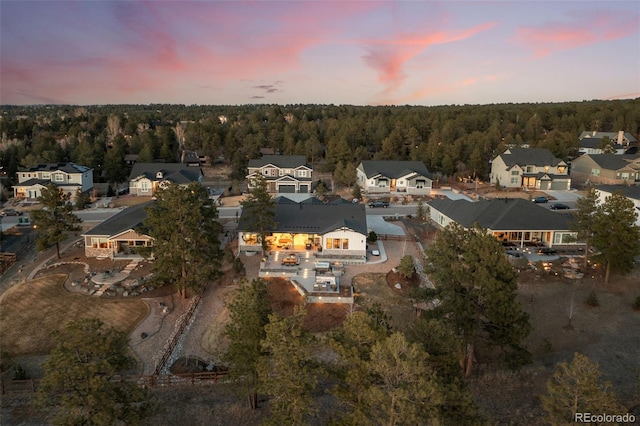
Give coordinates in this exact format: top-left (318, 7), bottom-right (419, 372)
top-left (109, 195), bottom-right (152, 208)
top-left (0, 274), bottom-right (149, 356)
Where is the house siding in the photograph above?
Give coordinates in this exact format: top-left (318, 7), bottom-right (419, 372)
top-left (322, 229), bottom-right (366, 257)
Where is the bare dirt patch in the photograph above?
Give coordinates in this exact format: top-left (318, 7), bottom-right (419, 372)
top-left (386, 269), bottom-right (420, 296)
top-left (0, 274), bottom-right (148, 356)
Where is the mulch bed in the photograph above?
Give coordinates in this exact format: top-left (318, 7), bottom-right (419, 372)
top-left (386, 269), bottom-right (420, 295)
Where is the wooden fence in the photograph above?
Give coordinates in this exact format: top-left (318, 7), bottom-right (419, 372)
top-left (1, 371), bottom-right (228, 395)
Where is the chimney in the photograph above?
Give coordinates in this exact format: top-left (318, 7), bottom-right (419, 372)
top-left (618, 130), bottom-right (624, 144)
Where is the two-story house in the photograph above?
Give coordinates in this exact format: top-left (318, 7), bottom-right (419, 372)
top-left (595, 185), bottom-right (640, 227)
top-left (129, 163), bottom-right (203, 196)
top-left (490, 148), bottom-right (570, 190)
top-left (579, 131), bottom-right (637, 146)
top-left (13, 162), bottom-right (94, 201)
top-left (570, 154), bottom-right (640, 185)
top-left (356, 161), bottom-right (432, 195)
top-left (246, 155), bottom-right (312, 194)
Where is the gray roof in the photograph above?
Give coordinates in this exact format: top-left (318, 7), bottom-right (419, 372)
top-left (129, 163), bottom-right (202, 184)
top-left (498, 148), bottom-right (563, 168)
top-left (13, 178), bottom-right (52, 187)
top-left (83, 202), bottom-right (152, 237)
top-left (248, 155), bottom-right (309, 169)
top-left (239, 197), bottom-right (367, 235)
top-left (428, 198), bottom-right (573, 231)
top-left (579, 131), bottom-right (636, 142)
top-left (579, 138), bottom-right (623, 150)
top-left (579, 154), bottom-right (640, 171)
top-left (596, 184), bottom-right (640, 201)
top-left (359, 161), bottom-right (431, 179)
top-left (18, 162), bottom-right (91, 174)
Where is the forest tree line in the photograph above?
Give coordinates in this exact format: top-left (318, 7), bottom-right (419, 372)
top-left (1, 99), bottom-right (638, 188)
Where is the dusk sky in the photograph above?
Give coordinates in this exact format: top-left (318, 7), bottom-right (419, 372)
top-left (1, 1), bottom-right (639, 106)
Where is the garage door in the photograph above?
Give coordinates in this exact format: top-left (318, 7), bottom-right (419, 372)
top-left (299, 184), bottom-right (309, 193)
top-left (278, 184), bottom-right (296, 193)
top-left (550, 181), bottom-right (567, 190)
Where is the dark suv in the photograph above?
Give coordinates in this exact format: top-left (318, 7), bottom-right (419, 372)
top-left (532, 196), bottom-right (548, 203)
top-left (368, 200), bottom-right (389, 208)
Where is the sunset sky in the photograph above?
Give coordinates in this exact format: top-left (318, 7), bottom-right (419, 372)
top-left (1, 1), bottom-right (639, 106)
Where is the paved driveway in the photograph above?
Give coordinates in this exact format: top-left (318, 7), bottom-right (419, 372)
top-left (544, 190), bottom-right (583, 202)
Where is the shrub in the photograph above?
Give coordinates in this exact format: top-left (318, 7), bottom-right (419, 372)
top-left (585, 290), bottom-right (599, 308)
top-left (233, 257), bottom-right (245, 275)
top-left (367, 231), bottom-right (377, 243)
top-left (633, 296), bottom-right (640, 311)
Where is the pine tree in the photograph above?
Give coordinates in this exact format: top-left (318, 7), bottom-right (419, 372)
top-left (37, 319), bottom-right (152, 425)
top-left (257, 307), bottom-right (317, 425)
top-left (142, 182), bottom-right (222, 298)
top-left (223, 278), bottom-right (272, 409)
top-left (542, 352), bottom-right (624, 424)
top-left (570, 186), bottom-right (599, 270)
top-left (31, 183), bottom-right (81, 259)
top-left (422, 223), bottom-right (531, 376)
top-left (241, 175), bottom-right (276, 255)
top-left (591, 191), bottom-right (640, 285)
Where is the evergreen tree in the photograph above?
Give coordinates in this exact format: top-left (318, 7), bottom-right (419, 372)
top-left (570, 186), bottom-right (599, 270)
top-left (257, 307), bottom-right (317, 425)
top-left (37, 319), bottom-right (152, 426)
top-left (142, 182), bottom-right (222, 298)
top-left (591, 191), bottom-right (640, 285)
top-left (31, 183), bottom-right (81, 259)
top-left (223, 278), bottom-right (273, 409)
top-left (398, 255), bottom-right (415, 279)
top-left (421, 223), bottom-right (531, 376)
top-left (542, 352), bottom-right (624, 424)
top-left (240, 175), bottom-right (275, 255)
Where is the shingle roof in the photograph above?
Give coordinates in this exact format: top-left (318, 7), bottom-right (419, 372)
top-left (13, 178), bottom-right (51, 187)
top-left (83, 202), bottom-right (152, 237)
top-left (239, 197), bottom-right (367, 235)
top-left (359, 161), bottom-right (431, 179)
top-left (579, 131), bottom-right (637, 142)
top-left (498, 148), bottom-right (563, 168)
top-left (18, 162), bottom-right (91, 174)
top-left (248, 155), bottom-right (309, 169)
top-left (596, 184), bottom-right (640, 201)
top-left (129, 163), bottom-right (202, 183)
top-left (580, 139), bottom-right (623, 150)
top-left (428, 198), bottom-right (573, 231)
top-left (579, 154), bottom-right (640, 170)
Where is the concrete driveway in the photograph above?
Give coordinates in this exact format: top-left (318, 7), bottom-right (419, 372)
top-left (544, 190), bottom-right (583, 202)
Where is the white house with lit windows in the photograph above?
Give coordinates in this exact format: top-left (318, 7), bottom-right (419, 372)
top-left (490, 148), bottom-right (570, 190)
top-left (13, 162), bottom-right (93, 201)
top-left (246, 155), bottom-right (312, 194)
top-left (128, 163), bottom-right (203, 196)
top-left (356, 160), bottom-right (432, 195)
top-left (428, 197), bottom-right (580, 248)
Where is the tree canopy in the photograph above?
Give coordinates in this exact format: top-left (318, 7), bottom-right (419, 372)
top-left (223, 278), bottom-right (273, 409)
top-left (142, 182), bottom-right (223, 298)
top-left (240, 175), bottom-right (275, 255)
top-left (37, 318), bottom-right (152, 426)
top-left (420, 223), bottom-right (531, 376)
top-left (31, 183), bottom-right (81, 258)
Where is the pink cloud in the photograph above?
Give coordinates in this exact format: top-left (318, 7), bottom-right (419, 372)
top-left (514, 10), bottom-right (640, 57)
top-left (362, 21), bottom-right (497, 96)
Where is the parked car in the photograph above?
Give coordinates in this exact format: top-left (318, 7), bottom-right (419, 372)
top-left (0, 209), bottom-right (22, 216)
top-left (550, 203), bottom-right (570, 210)
top-left (532, 196), bottom-right (548, 203)
top-left (368, 200), bottom-right (389, 208)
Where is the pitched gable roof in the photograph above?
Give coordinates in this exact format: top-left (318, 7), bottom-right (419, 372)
top-left (428, 198), bottom-right (573, 231)
top-left (596, 184), bottom-right (640, 201)
top-left (498, 148), bottom-right (563, 168)
top-left (239, 197), bottom-right (367, 235)
top-left (19, 162), bottom-right (91, 174)
top-left (129, 163), bottom-right (202, 183)
top-left (359, 161), bottom-right (431, 179)
top-left (83, 202), bottom-right (152, 237)
top-left (248, 155), bottom-right (309, 169)
top-left (580, 154), bottom-right (640, 171)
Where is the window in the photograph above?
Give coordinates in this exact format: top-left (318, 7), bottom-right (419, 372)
top-left (510, 177), bottom-right (519, 184)
top-left (333, 238), bottom-right (341, 249)
top-left (342, 239), bottom-right (349, 250)
top-left (416, 179), bottom-right (425, 189)
top-left (557, 166), bottom-right (566, 173)
top-left (54, 174), bottom-right (64, 182)
top-left (553, 232), bottom-right (577, 244)
top-left (326, 239), bottom-right (333, 249)
top-left (91, 238), bottom-right (109, 248)
top-left (526, 166), bottom-right (534, 173)
top-left (621, 172), bottom-right (629, 180)
top-left (141, 181), bottom-right (149, 192)
top-left (298, 170), bottom-right (307, 177)
top-left (511, 170), bottom-right (519, 176)
top-left (438, 214), bottom-right (444, 225)
top-left (279, 169), bottom-right (284, 176)
top-left (42, 173), bottom-right (50, 179)
top-left (378, 179), bottom-right (388, 187)
top-left (591, 168), bottom-right (600, 176)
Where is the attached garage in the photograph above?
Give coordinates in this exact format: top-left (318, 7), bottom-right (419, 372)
top-left (299, 184), bottom-right (309, 193)
top-left (278, 184), bottom-right (296, 193)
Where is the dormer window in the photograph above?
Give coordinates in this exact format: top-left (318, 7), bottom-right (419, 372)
top-left (558, 166), bottom-right (566, 173)
top-left (156, 171), bottom-right (164, 179)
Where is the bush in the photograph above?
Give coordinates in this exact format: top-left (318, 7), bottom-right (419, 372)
top-left (585, 290), bottom-right (599, 308)
top-left (233, 257), bottom-right (245, 275)
top-left (367, 231), bottom-right (377, 243)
